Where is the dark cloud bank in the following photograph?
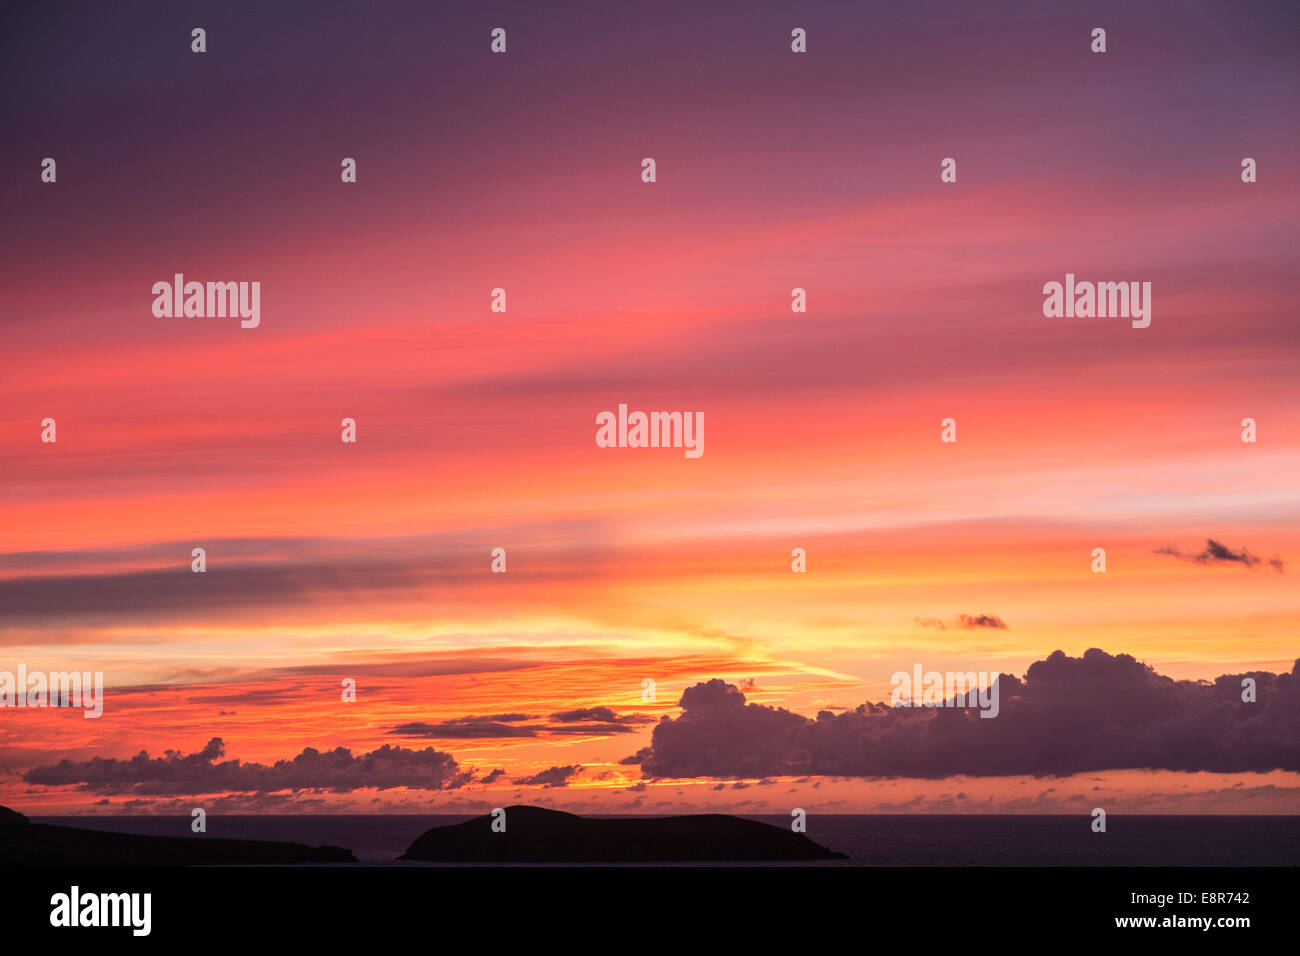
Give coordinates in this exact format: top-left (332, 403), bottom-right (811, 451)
top-left (624, 649), bottom-right (1299, 779)
top-left (24, 738), bottom-right (469, 795)
top-left (22, 650), bottom-right (1298, 795)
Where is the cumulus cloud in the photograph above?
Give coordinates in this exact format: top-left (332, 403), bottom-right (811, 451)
top-left (1155, 538), bottom-right (1284, 572)
top-left (23, 737), bottom-right (467, 795)
top-left (625, 650), bottom-right (1300, 779)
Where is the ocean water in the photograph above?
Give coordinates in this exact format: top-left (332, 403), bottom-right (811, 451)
top-left (34, 814), bottom-right (1300, 866)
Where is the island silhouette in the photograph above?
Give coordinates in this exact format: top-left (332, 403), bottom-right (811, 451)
top-left (400, 805), bottom-right (848, 863)
top-left (0, 804), bottom-right (355, 865)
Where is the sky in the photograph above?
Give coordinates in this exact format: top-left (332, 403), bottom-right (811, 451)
top-left (1, 0), bottom-right (1297, 816)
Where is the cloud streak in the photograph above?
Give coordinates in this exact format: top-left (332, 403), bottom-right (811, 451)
top-left (389, 707), bottom-right (653, 740)
top-left (915, 614), bottom-right (1008, 630)
top-left (1155, 538), bottom-right (1284, 573)
top-left (514, 765), bottom-right (584, 788)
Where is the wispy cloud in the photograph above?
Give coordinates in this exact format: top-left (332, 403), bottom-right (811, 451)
top-left (1155, 538), bottom-right (1284, 573)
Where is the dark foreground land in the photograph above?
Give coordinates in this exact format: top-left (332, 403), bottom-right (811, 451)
top-left (0, 804), bottom-right (355, 865)
top-left (401, 805), bottom-right (849, 862)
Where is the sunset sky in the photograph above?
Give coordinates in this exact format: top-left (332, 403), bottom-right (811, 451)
top-left (1, 0), bottom-right (1297, 815)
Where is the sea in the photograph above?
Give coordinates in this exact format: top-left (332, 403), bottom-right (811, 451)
top-left (32, 814), bottom-right (1300, 866)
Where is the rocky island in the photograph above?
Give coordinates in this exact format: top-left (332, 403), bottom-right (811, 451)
top-left (400, 805), bottom-right (848, 863)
